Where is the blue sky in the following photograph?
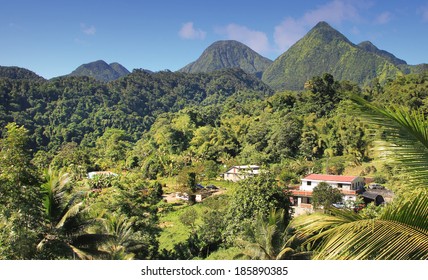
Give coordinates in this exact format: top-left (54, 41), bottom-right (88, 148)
top-left (1, 0), bottom-right (427, 79)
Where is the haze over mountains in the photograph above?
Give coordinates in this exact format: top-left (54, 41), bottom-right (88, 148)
top-left (1, 21), bottom-right (426, 89)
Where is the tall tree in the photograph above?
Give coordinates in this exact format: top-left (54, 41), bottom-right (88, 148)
top-left (225, 172), bottom-right (291, 241)
top-left (0, 123), bottom-right (43, 259)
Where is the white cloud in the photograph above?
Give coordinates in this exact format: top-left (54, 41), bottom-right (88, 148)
top-left (273, 0), bottom-right (363, 52)
top-left (375, 11), bottom-right (392, 24)
top-left (179, 22), bottom-right (206, 40)
top-left (81, 23), bottom-right (96, 35)
top-left (274, 18), bottom-right (307, 52)
top-left (421, 6), bottom-right (428, 22)
top-left (217, 23), bottom-right (270, 53)
top-left (302, 0), bottom-right (361, 26)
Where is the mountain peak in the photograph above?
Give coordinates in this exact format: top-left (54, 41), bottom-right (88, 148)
top-left (313, 21), bottom-right (331, 28)
top-left (69, 60), bottom-right (130, 82)
top-left (179, 40), bottom-right (272, 78)
top-left (305, 21), bottom-right (352, 45)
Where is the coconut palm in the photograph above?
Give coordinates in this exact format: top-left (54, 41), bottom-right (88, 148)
top-left (37, 168), bottom-right (111, 260)
top-left (291, 96), bottom-right (428, 260)
top-left (236, 209), bottom-right (310, 260)
top-left (97, 214), bottom-right (143, 260)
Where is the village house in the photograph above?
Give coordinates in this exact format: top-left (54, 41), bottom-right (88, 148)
top-left (290, 174), bottom-right (366, 214)
top-left (223, 165), bottom-right (260, 182)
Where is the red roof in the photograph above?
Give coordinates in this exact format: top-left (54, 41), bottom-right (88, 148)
top-left (303, 174), bottom-right (359, 183)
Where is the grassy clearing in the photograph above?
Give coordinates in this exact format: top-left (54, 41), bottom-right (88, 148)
top-left (158, 177), bottom-right (239, 194)
top-left (157, 178), bottom-right (239, 253)
top-left (157, 202), bottom-right (190, 251)
top-left (157, 198), bottom-right (218, 251)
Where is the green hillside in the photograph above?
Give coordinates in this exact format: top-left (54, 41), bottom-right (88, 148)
top-left (69, 60), bottom-right (130, 82)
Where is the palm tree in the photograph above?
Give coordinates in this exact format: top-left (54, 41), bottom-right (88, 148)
top-left (291, 96), bottom-right (428, 260)
top-left (97, 214), bottom-right (143, 260)
top-left (236, 209), bottom-right (310, 260)
top-left (37, 168), bottom-right (111, 260)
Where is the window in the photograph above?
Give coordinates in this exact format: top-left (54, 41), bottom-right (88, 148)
top-left (338, 183), bottom-right (343, 188)
top-left (307, 181), bottom-right (312, 186)
top-left (302, 197), bottom-right (311, 204)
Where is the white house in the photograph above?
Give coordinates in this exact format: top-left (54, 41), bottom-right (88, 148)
top-left (223, 165), bottom-right (260, 182)
top-left (291, 174), bottom-right (366, 213)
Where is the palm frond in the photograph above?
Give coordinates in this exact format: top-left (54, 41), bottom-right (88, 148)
top-left (350, 95), bottom-right (428, 187)
top-left (292, 192), bottom-right (428, 260)
top-left (56, 202), bottom-right (83, 229)
top-left (68, 244), bottom-right (94, 260)
top-left (276, 247), bottom-right (295, 260)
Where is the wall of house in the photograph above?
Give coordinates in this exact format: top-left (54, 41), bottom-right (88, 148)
top-left (301, 178), bottom-right (365, 191)
top-left (224, 173), bottom-right (241, 182)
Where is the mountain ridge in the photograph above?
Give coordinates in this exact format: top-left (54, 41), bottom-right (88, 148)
top-left (357, 41), bottom-right (407, 66)
top-left (2, 21), bottom-right (427, 88)
top-left (262, 21), bottom-right (404, 90)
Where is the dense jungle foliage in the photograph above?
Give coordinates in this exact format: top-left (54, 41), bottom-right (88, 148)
top-left (1, 66), bottom-right (427, 260)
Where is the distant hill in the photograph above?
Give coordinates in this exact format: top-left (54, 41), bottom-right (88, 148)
top-left (179, 40), bottom-right (272, 78)
top-left (0, 66), bottom-right (45, 80)
top-left (109, 62), bottom-right (131, 77)
top-left (357, 41), bottom-right (407, 66)
top-left (69, 60), bottom-right (130, 82)
top-left (262, 21), bottom-right (403, 90)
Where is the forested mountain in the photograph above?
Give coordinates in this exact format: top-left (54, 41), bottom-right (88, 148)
top-left (262, 21), bottom-right (403, 90)
top-left (68, 60), bottom-right (130, 82)
top-left (0, 68), bottom-right (272, 153)
top-left (179, 40), bottom-right (273, 78)
top-left (0, 66), bottom-right (45, 80)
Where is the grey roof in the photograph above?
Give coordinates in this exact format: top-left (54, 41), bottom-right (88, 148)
top-left (361, 191), bottom-right (382, 200)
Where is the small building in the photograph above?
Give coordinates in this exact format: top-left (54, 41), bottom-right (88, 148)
top-left (195, 191), bottom-right (212, 202)
top-left (361, 191), bottom-right (385, 206)
top-left (223, 165), bottom-right (260, 182)
top-left (291, 174), bottom-right (366, 213)
top-left (176, 191), bottom-right (212, 202)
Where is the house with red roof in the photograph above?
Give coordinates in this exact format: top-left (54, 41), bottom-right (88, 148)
top-left (290, 174), bottom-right (366, 213)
